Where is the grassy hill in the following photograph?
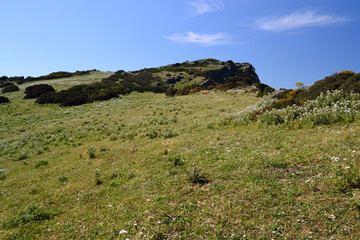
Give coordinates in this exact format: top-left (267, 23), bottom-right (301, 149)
top-left (1, 72), bottom-right (360, 239)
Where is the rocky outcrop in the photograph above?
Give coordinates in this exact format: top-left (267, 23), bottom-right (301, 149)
top-left (165, 74), bottom-right (184, 84)
top-left (202, 61), bottom-right (259, 87)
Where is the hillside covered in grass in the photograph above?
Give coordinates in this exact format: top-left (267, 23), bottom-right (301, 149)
top-left (1, 69), bottom-right (360, 239)
top-left (0, 66), bottom-right (360, 239)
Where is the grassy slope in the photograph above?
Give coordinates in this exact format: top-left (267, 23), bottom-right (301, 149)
top-left (0, 74), bottom-right (360, 239)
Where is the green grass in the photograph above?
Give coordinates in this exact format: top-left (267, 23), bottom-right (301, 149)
top-left (1, 73), bottom-right (360, 239)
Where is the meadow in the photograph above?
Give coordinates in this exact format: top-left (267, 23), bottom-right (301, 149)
top-left (1, 73), bottom-right (360, 239)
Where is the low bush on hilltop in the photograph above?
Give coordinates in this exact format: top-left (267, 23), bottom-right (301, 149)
top-left (0, 82), bottom-right (14, 88)
top-left (0, 96), bottom-right (10, 104)
top-left (36, 72), bottom-right (168, 106)
top-left (36, 82), bottom-right (126, 106)
top-left (1, 70), bottom-right (97, 85)
top-left (255, 83), bottom-right (275, 97)
top-left (1, 83), bottom-right (19, 93)
top-left (307, 70), bottom-right (359, 98)
top-left (24, 84), bottom-right (55, 99)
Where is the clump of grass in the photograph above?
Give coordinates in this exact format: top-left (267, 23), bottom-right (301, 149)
top-left (34, 160), bottom-right (49, 169)
top-left (163, 129), bottom-right (177, 139)
top-left (3, 204), bottom-right (51, 229)
top-left (330, 156), bottom-right (360, 192)
top-left (146, 129), bottom-right (177, 139)
top-left (87, 145), bottom-right (97, 159)
top-left (127, 172), bottom-right (135, 179)
top-left (100, 147), bottom-right (108, 152)
top-left (146, 130), bottom-right (159, 139)
top-left (121, 131), bottom-right (137, 140)
top-left (152, 232), bottom-right (166, 240)
top-left (169, 155), bottom-right (185, 167)
top-left (0, 169), bottom-right (7, 180)
top-left (95, 169), bottom-right (103, 185)
top-left (109, 135), bottom-right (118, 141)
top-left (59, 176), bottom-right (68, 182)
top-left (268, 160), bottom-right (289, 169)
top-left (29, 189), bottom-right (38, 195)
top-left (109, 181), bottom-right (119, 187)
top-left (187, 166), bottom-right (210, 185)
top-left (16, 153), bottom-right (29, 161)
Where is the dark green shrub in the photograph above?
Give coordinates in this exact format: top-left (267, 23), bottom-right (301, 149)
top-left (8, 76), bottom-right (25, 84)
top-left (1, 84), bottom-right (19, 93)
top-left (0, 76), bottom-right (9, 82)
top-left (36, 83), bottom-right (125, 106)
top-left (24, 84), bottom-right (55, 99)
top-left (3, 204), bottom-right (51, 229)
top-left (0, 96), bottom-right (10, 104)
top-left (272, 89), bottom-right (292, 99)
top-left (4, 70), bottom-right (95, 85)
top-left (255, 83), bottom-right (275, 97)
top-left (0, 82), bottom-right (14, 88)
top-left (165, 88), bottom-right (177, 97)
top-left (60, 95), bottom-right (89, 106)
top-left (36, 71), bottom-right (73, 80)
top-left (36, 91), bottom-right (70, 104)
top-left (307, 71), bottom-right (359, 99)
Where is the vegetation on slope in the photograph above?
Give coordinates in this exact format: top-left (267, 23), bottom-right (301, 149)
top-left (218, 70), bottom-right (360, 128)
top-left (24, 84), bottom-right (56, 99)
top-left (0, 96), bottom-right (10, 104)
top-left (0, 70), bottom-right (97, 85)
top-left (1, 83), bottom-right (20, 93)
top-left (1, 87), bottom-right (360, 239)
top-left (1, 66), bottom-right (360, 239)
top-left (31, 59), bottom-right (263, 106)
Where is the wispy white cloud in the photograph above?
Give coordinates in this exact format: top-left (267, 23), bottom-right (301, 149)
top-left (257, 10), bottom-right (349, 32)
top-left (187, 0), bottom-right (224, 16)
top-left (165, 32), bottom-right (232, 46)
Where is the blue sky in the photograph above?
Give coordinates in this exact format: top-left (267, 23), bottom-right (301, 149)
top-left (1, 0), bottom-right (359, 89)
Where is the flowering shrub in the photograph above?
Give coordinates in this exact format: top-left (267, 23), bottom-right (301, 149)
top-left (217, 90), bottom-right (360, 127)
top-left (258, 90), bottom-right (360, 127)
top-left (217, 95), bottom-right (276, 126)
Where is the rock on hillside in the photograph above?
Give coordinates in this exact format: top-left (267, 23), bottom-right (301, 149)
top-left (102, 58), bottom-right (260, 93)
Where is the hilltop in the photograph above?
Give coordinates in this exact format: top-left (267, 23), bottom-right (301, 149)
top-left (1, 59), bottom-right (266, 107)
top-left (103, 58), bottom-right (261, 95)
